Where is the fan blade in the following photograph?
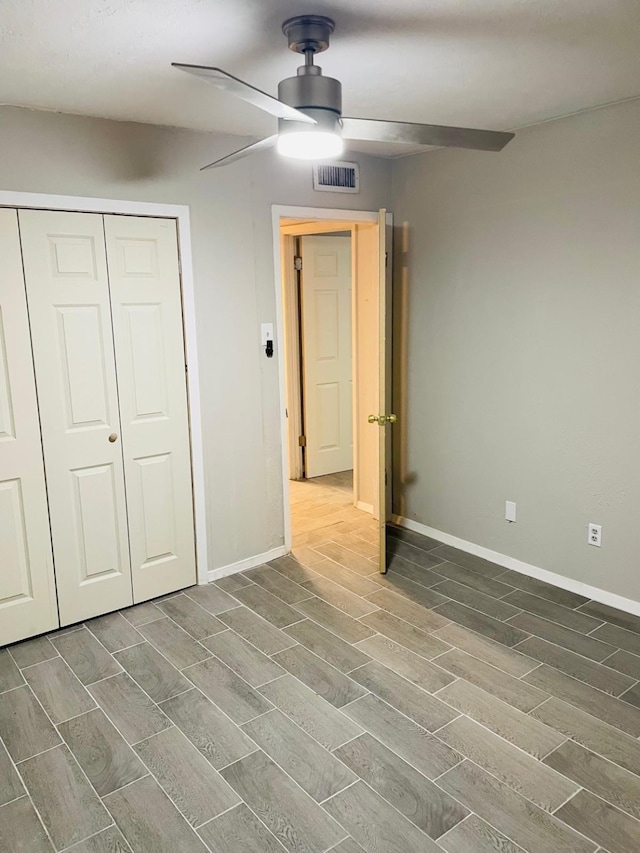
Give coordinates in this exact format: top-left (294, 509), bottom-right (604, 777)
top-left (173, 63), bottom-right (316, 124)
top-left (201, 135), bottom-right (278, 170)
top-left (341, 117), bottom-right (514, 152)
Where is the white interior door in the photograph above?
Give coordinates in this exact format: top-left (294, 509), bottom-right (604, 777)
top-left (301, 234), bottom-right (353, 478)
top-left (19, 209), bottom-right (133, 625)
top-left (0, 209), bottom-right (58, 644)
top-left (104, 215), bottom-right (196, 601)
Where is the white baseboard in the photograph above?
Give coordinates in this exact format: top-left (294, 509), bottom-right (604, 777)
top-left (355, 501), bottom-right (374, 514)
top-left (392, 514), bottom-right (640, 618)
top-left (206, 546), bottom-right (287, 583)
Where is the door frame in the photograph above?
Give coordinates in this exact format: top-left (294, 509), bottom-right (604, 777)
top-left (0, 190), bottom-right (209, 586)
top-left (272, 204), bottom-right (379, 553)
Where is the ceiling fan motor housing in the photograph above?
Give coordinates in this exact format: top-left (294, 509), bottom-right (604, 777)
top-left (278, 14), bottom-right (342, 138)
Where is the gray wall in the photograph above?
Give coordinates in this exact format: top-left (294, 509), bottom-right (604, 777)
top-left (391, 98), bottom-right (640, 601)
top-left (0, 106), bottom-right (391, 570)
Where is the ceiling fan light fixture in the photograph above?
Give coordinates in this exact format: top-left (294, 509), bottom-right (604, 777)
top-left (277, 129), bottom-right (343, 160)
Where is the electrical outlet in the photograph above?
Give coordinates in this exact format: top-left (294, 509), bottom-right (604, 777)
top-left (505, 501), bottom-right (516, 523)
top-left (588, 523), bottom-right (602, 547)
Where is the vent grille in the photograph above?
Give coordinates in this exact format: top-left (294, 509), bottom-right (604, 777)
top-left (313, 161), bottom-right (360, 193)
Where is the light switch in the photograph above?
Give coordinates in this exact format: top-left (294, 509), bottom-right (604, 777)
top-left (505, 501), bottom-right (517, 523)
top-left (261, 323), bottom-right (274, 346)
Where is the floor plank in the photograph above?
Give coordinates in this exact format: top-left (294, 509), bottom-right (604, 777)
top-left (300, 576), bottom-right (379, 618)
top-left (272, 645), bottom-right (366, 708)
top-left (432, 579), bottom-right (522, 621)
top-left (496, 569), bottom-right (590, 609)
top-left (85, 613), bottom-right (143, 653)
top-left (428, 545), bottom-right (505, 578)
top-left (354, 634), bottom-right (454, 692)
top-left (360, 610), bottom-right (451, 659)
top-left (335, 732), bottom-right (469, 838)
top-left (343, 694), bottom-right (462, 779)
top-left (0, 740), bottom-right (23, 806)
top-left (577, 602), bottom-right (640, 636)
top-left (348, 661), bottom-right (458, 732)
top-left (217, 607), bottom-right (299, 655)
top-left (159, 687), bottom-right (256, 769)
top-left (242, 709), bottom-right (356, 802)
top-left (438, 760), bottom-right (596, 853)
top-left (52, 628), bottom-right (122, 685)
top-left (258, 674), bottom-right (363, 751)
top-left (531, 697), bottom-right (640, 777)
top-left (0, 796), bottom-right (54, 852)
top-left (508, 610), bottom-right (616, 662)
top-left (544, 739), bottom-right (640, 820)
top-left (429, 561), bottom-right (516, 598)
top-left (364, 588), bottom-right (449, 633)
top-left (0, 685), bottom-right (61, 761)
top-left (88, 672), bottom-right (172, 744)
top-left (293, 597), bottom-right (375, 644)
top-left (23, 656), bottom-right (96, 723)
top-left (201, 630), bottom-right (285, 687)
top-left (183, 583), bottom-right (240, 615)
top-left (58, 708), bottom-right (146, 796)
top-left (233, 584), bottom-right (303, 628)
top-left (436, 679), bottom-right (564, 759)
top-left (104, 774), bottom-right (208, 853)
top-left (437, 814), bottom-right (527, 853)
top-left (436, 714), bottom-right (579, 811)
top-left (221, 750), bottom-right (346, 853)
top-left (433, 601), bottom-right (528, 648)
top-left (9, 636), bottom-right (58, 668)
top-left (182, 656), bottom-right (273, 724)
top-left (197, 803), bottom-right (287, 853)
top-left (435, 648), bottom-right (548, 712)
top-left (523, 664), bottom-right (640, 736)
top-left (134, 727), bottom-right (240, 827)
top-left (502, 590), bottom-right (603, 634)
top-left (284, 619), bottom-right (371, 673)
top-left (114, 642), bottom-right (190, 704)
top-left (0, 648), bottom-right (25, 692)
top-left (555, 789), bottom-right (640, 853)
top-left (323, 779), bottom-right (442, 852)
top-left (20, 744), bottom-right (111, 849)
top-left (515, 636), bottom-right (634, 696)
top-left (243, 565), bottom-right (311, 604)
top-left (433, 622), bottom-right (538, 677)
top-left (157, 595), bottom-right (226, 640)
top-left (137, 618), bottom-right (211, 669)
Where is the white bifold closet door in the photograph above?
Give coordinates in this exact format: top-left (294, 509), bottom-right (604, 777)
top-left (0, 209), bottom-right (59, 644)
top-left (20, 210), bottom-right (134, 625)
top-left (19, 209), bottom-right (196, 626)
top-left (103, 215), bottom-right (195, 603)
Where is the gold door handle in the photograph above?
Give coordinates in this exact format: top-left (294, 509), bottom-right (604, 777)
top-left (108, 433), bottom-right (118, 443)
top-left (368, 414), bottom-right (397, 425)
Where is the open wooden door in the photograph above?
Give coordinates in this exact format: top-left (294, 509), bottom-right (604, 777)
top-left (374, 209), bottom-right (395, 573)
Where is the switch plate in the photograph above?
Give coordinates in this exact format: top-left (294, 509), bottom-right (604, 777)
top-left (588, 523), bottom-right (602, 547)
top-left (505, 501), bottom-right (517, 523)
top-left (261, 323), bottom-right (274, 347)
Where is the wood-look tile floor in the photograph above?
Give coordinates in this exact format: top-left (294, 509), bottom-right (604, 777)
top-left (3, 523), bottom-right (640, 851)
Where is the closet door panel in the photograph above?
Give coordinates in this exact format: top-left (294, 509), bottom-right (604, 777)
top-left (0, 209), bottom-right (58, 645)
top-left (19, 209), bottom-right (133, 625)
top-left (104, 215), bottom-right (196, 601)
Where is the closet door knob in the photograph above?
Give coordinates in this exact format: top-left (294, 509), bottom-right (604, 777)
top-left (108, 433), bottom-right (118, 443)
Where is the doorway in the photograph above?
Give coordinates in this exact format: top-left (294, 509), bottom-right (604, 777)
top-left (273, 206), bottom-right (393, 573)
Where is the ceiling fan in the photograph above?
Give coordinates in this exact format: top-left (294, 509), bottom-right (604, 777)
top-left (173, 15), bottom-right (515, 170)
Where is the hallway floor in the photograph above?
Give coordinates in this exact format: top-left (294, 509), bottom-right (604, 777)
top-left (2, 525), bottom-right (640, 852)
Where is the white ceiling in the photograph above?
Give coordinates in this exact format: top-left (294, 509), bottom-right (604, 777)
top-left (2, 0), bottom-right (640, 157)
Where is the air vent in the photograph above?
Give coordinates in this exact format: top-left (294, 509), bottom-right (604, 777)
top-left (313, 161), bottom-right (360, 193)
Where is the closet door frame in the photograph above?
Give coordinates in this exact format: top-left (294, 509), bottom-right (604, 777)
top-left (0, 190), bottom-right (208, 586)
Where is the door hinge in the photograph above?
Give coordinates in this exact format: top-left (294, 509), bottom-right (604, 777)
top-left (385, 471), bottom-right (388, 486)
top-left (298, 435), bottom-right (306, 447)
top-left (385, 251), bottom-right (388, 268)
top-left (294, 256), bottom-right (303, 271)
